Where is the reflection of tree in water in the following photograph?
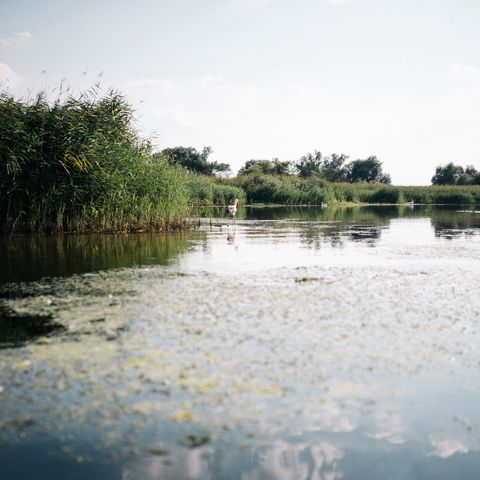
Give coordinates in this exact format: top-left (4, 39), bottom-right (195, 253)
top-left (299, 221), bottom-right (385, 250)
top-left (431, 210), bottom-right (480, 240)
top-left (0, 232), bottom-right (201, 283)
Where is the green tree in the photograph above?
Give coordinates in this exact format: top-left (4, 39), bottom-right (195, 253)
top-left (295, 151), bottom-right (323, 177)
top-left (238, 158), bottom-right (293, 176)
top-left (322, 153), bottom-right (349, 182)
top-left (158, 146), bottom-right (230, 176)
top-left (346, 156), bottom-right (391, 183)
top-left (430, 163), bottom-right (480, 185)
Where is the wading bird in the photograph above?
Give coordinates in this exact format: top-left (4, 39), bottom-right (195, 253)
top-left (227, 198), bottom-right (239, 224)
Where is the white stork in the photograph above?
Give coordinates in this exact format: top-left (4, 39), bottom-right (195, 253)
top-left (227, 199), bottom-right (239, 224)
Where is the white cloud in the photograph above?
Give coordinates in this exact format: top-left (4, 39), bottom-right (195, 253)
top-left (449, 63), bottom-right (479, 81)
top-left (119, 78), bottom-right (175, 91)
top-left (429, 436), bottom-right (468, 459)
top-left (0, 31), bottom-right (33, 46)
top-left (0, 62), bottom-right (22, 90)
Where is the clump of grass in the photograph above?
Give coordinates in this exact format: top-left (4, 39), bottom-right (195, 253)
top-left (0, 88), bottom-right (188, 233)
top-left (186, 174), bottom-right (245, 206)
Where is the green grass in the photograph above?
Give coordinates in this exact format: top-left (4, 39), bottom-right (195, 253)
top-left (228, 174), bottom-right (480, 205)
top-left (186, 174), bottom-right (246, 206)
top-left (0, 89), bottom-right (189, 233)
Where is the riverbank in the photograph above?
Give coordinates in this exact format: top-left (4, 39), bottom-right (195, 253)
top-left (2, 92), bottom-right (479, 234)
top-left (228, 174), bottom-right (480, 206)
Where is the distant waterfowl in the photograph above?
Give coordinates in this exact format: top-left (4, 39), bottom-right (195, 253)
top-left (227, 199), bottom-right (239, 223)
top-left (321, 202), bottom-right (328, 208)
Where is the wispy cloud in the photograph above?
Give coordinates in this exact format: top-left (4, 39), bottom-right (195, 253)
top-left (0, 31), bottom-right (33, 47)
top-left (449, 63), bottom-right (479, 81)
top-left (0, 62), bottom-right (22, 89)
top-left (119, 78), bottom-right (175, 91)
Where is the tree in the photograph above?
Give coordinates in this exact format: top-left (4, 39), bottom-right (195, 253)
top-left (431, 163), bottom-right (480, 185)
top-left (321, 153), bottom-right (349, 182)
top-left (157, 146), bottom-right (230, 176)
top-left (294, 151), bottom-right (350, 181)
top-left (346, 156), bottom-right (391, 184)
top-left (295, 151), bottom-right (323, 177)
top-left (238, 158), bottom-right (293, 176)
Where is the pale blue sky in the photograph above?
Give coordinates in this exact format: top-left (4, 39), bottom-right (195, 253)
top-left (1, 0), bottom-right (480, 184)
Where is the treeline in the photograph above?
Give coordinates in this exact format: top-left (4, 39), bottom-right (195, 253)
top-left (159, 147), bottom-right (391, 184)
top-left (238, 153), bottom-right (391, 184)
top-left (159, 146), bottom-right (480, 205)
top-left (431, 163), bottom-right (480, 186)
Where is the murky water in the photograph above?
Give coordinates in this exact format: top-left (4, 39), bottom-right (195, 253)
top-left (1, 206), bottom-right (480, 480)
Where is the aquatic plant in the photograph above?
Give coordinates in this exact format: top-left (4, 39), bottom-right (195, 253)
top-left (0, 88), bottom-right (188, 233)
top-left (186, 174), bottom-right (246, 206)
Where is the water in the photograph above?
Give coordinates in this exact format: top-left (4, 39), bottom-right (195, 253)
top-left (1, 206), bottom-right (480, 479)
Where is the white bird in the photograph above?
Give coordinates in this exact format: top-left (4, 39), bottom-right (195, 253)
top-left (227, 198), bottom-right (239, 223)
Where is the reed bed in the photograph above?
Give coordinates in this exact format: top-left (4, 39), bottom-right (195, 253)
top-left (229, 174), bottom-right (480, 205)
top-left (186, 174), bottom-right (246, 206)
top-left (0, 89), bottom-right (188, 233)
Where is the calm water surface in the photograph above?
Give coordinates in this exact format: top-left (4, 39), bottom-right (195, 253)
top-left (1, 206), bottom-right (480, 479)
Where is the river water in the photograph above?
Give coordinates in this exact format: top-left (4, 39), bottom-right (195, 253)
top-left (1, 206), bottom-right (480, 479)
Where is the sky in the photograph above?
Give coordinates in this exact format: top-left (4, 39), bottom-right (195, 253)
top-left (1, 0), bottom-right (480, 184)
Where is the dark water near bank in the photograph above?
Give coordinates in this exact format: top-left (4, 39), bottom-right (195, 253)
top-left (1, 205), bottom-right (480, 479)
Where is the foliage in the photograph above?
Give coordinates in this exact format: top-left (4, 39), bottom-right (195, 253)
top-left (232, 174), bottom-right (334, 205)
top-left (0, 89), bottom-right (188, 233)
top-left (293, 151), bottom-right (390, 184)
top-left (238, 158), bottom-right (293, 176)
top-left (295, 150), bottom-right (324, 178)
top-left (346, 156), bottom-right (391, 184)
top-left (158, 146), bottom-right (230, 176)
top-left (431, 162), bottom-right (480, 186)
top-left (230, 174), bottom-right (480, 205)
top-left (186, 174), bottom-right (245, 206)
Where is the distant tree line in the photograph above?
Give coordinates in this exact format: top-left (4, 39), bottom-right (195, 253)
top-left (238, 151), bottom-right (391, 184)
top-left (431, 163), bottom-right (480, 186)
top-left (157, 146), bottom-right (480, 187)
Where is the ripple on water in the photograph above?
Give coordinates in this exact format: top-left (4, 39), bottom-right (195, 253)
top-left (1, 207), bottom-right (480, 479)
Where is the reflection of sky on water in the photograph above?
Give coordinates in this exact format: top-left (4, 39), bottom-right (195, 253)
top-left (2, 206), bottom-right (480, 479)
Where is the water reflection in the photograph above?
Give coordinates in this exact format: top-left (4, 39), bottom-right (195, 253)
top-left (2, 207), bottom-right (480, 284)
top-left (122, 439), bottom-right (345, 480)
top-left (0, 232), bottom-right (199, 283)
top-left (0, 304), bottom-right (65, 348)
top-left (430, 209), bottom-right (480, 239)
top-left (2, 206), bottom-right (480, 480)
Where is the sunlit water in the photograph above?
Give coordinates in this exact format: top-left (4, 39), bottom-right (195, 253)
top-left (1, 206), bottom-right (480, 479)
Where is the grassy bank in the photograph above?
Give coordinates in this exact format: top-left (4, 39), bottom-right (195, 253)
top-left (229, 174), bottom-right (480, 205)
top-left (0, 90), bottom-right (189, 233)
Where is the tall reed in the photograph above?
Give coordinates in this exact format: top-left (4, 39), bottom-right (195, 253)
top-left (0, 89), bottom-right (188, 233)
